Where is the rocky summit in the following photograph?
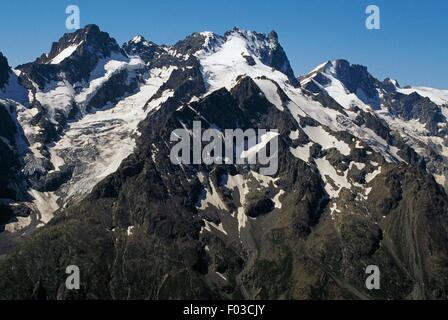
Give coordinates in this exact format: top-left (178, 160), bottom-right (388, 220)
top-left (0, 25), bottom-right (447, 300)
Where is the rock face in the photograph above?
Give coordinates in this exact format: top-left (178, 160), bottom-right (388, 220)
top-left (0, 102), bottom-right (28, 224)
top-left (299, 59), bottom-right (448, 191)
top-left (18, 25), bottom-right (124, 88)
top-left (0, 26), bottom-right (447, 300)
top-left (122, 35), bottom-right (164, 63)
top-left (262, 30), bottom-right (299, 87)
top-left (0, 55), bottom-right (32, 236)
top-left (0, 52), bottom-right (10, 89)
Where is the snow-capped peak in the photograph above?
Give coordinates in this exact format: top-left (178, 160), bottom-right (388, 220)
top-left (199, 31), bottom-right (217, 40)
top-left (300, 59), bottom-right (386, 109)
top-left (383, 78), bottom-right (400, 88)
top-left (0, 52), bottom-right (28, 103)
top-left (128, 35), bottom-right (155, 49)
top-left (224, 28), bottom-right (274, 54)
top-left (132, 35), bottom-right (145, 44)
top-left (195, 30), bottom-right (294, 93)
top-left (195, 28), bottom-right (283, 60)
top-left (198, 31), bottom-right (222, 51)
top-left (305, 60), bottom-right (334, 76)
top-left (396, 86), bottom-right (448, 107)
top-left (32, 24), bottom-right (123, 67)
top-left (194, 28), bottom-right (298, 86)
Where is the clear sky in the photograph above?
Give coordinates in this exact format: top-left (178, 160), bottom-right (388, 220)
top-left (1, 0), bottom-right (447, 88)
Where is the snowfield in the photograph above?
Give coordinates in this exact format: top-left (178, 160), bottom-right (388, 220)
top-left (195, 30), bottom-right (290, 94)
top-left (3, 65), bottom-right (175, 233)
top-left (49, 66), bottom-right (175, 205)
top-left (49, 42), bottom-right (82, 64)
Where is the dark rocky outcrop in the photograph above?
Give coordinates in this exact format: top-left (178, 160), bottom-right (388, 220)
top-left (0, 102), bottom-right (29, 224)
top-left (383, 92), bottom-right (446, 135)
top-left (122, 36), bottom-right (164, 63)
top-left (0, 52), bottom-right (10, 89)
top-left (18, 24), bottom-right (125, 89)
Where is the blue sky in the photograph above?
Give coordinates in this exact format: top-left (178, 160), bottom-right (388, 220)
top-left (1, 0), bottom-right (447, 88)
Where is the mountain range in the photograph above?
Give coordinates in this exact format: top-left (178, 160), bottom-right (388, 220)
top-left (0, 25), bottom-right (447, 299)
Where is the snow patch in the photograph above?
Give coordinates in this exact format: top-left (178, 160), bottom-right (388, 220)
top-left (397, 86), bottom-right (448, 106)
top-left (253, 78), bottom-right (284, 111)
top-left (28, 189), bottom-right (59, 224)
top-left (272, 189), bottom-right (285, 209)
top-left (0, 70), bottom-right (28, 104)
top-left (202, 219), bottom-right (228, 236)
top-left (303, 125), bottom-right (351, 156)
top-left (197, 173), bottom-right (227, 211)
top-left (290, 142), bottom-right (312, 163)
top-left (315, 157), bottom-right (351, 198)
top-left (225, 174), bottom-right (250, 234)
top-left (365, 166), bottom-right (382, 183)
top-left (50, 43), bottom-right (82, 64)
